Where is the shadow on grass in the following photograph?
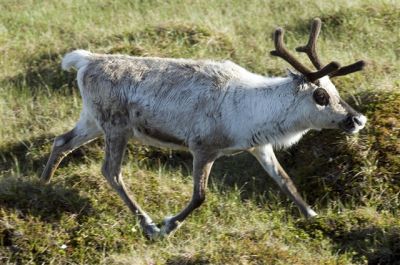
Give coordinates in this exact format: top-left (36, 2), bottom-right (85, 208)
top-left (0, 176), bottom-right (92, 222)
top-left (166, 255), bottom-right (210, 265)
top-left (338, 227), bottom-right (400, 265)
top-left (0, 135), bottom-right (96, 223)
top-left (342, 227), bottom-right (400, 265)
top-left (0, 134), bottom-right (52, 176)
top-left (297, 217), bottom-right (400, 265)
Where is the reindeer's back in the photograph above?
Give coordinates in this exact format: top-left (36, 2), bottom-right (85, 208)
top-left (78, 54), bottom-right (251, 149)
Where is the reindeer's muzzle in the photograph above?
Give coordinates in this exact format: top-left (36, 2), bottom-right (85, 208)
top-left (340, 114), bottom-right (367, 134)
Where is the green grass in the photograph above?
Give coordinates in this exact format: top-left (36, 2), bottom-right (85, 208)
top-left (1, 0), bottom-right (399, 264)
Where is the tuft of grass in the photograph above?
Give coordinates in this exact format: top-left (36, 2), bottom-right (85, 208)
top-left (107, 22), bottom-right (235, 59)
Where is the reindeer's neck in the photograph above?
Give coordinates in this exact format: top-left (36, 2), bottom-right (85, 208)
top-left (229, 75), bottom-right (310, 149)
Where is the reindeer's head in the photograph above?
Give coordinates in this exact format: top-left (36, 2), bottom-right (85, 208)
top-left (271, 18), bottom-right (366, 134)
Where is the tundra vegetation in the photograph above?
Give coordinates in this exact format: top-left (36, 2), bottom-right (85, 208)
top-left (0, 0), bottom-right (399, 264)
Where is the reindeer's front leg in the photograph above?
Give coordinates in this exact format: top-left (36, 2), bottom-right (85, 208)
top-left (250, 145), bottom-right (317, 218)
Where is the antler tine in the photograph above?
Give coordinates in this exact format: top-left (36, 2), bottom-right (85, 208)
top-left (330, 60), bottom-right (366, 77)
top-left (270, 28), bottom-right (312, 76)
top-left (308, 61), bottom-right (341, 82)
top-left (296, 18), bottom-right (323, 69)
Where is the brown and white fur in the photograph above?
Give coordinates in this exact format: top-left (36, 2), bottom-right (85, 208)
top-left (41, 22), bottom-right (366, 238)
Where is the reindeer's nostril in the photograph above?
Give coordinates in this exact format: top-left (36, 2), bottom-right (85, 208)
top-left (344, 116), bottom-right (354, 127)
top-left (352, 116), bottom-right (362, 126)
top-left (340, 115), bottom-right (366, 133)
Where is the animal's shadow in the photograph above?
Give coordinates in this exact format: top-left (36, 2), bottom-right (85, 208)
top-left (0, 176), bottom-right (92, 223)
top-left (0, 175), bottom-right (93, 255)
top-left (296, 219), bottom-right (400, 264)
top-left (0, 135), bottom-right (95, 224)
top-left (342, 227), bottom-right (400, 265)
top-left (166, 255), bottom-right (210, 265)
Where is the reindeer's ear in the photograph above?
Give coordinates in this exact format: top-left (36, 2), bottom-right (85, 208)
top-left (286, 69), bottom-right (302, 80)
top-left (286, 68), bottom-right (296, 76)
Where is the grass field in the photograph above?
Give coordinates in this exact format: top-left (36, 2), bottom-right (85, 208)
top-left (0, 0), bottom-right (399, 264)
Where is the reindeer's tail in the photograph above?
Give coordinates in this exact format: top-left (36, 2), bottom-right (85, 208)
top-left (62, 50), bottom-right (93, 71)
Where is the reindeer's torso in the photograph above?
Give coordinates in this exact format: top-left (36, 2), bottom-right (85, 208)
top-left (78, 54), bottom-right (305, 153)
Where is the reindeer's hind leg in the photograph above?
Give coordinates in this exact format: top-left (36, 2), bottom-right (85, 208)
top-left (41, 112), bottom-right (102, 183)
top-left (160, 150), bottom-right (217, 235)
top-left (101, 130), bottom-right (160, 239)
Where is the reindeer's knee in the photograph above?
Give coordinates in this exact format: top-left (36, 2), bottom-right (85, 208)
top-left (54, 129), bottom-right (76, 147)
top-left (54, 138), bottom-right (64, 147)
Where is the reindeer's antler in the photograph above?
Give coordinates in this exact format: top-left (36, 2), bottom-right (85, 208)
top-left (271, 18), bottom-right (366, 81)
top-left (296, 18), bottom-right (323, 69)
top-left (330, 60), bottom-right (366, 77)
top-left (270, 27), bottom-right (340, 82)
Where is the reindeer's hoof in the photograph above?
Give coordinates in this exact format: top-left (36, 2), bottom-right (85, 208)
top-left (306, 208), bottom-right (318, 219)
top-left (143, 223), bottom-right (161, 240)
top-left (40, 178), bottom-right (51, 185)
top-left (160, 216), bottom-right (181, 236)
top-left (39, 171), bottom-right (52, 184)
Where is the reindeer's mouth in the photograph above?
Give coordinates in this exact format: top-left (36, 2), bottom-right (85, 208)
top-left (339, 114), bottom-right (367, 134)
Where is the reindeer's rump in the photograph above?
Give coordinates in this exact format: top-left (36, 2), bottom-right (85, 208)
top-left (77, 54), bottom-right (243, 149)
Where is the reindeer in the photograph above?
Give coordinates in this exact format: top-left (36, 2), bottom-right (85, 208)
top-left (41, 18), bottom-right (366, 238)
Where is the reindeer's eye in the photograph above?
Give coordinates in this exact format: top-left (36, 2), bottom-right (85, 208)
top-left (313, 88), bottom-right (330, 106)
